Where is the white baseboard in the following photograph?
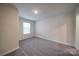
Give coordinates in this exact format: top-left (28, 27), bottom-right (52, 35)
top-left (0, 47), bottom-right (19, 56)
top-left (36, 35), bottom-right (74, 47)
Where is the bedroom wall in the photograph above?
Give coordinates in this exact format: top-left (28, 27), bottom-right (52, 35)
top-left (35, 13), bottom-right (75, 46)
top-left (0, 4), bottom-right (21, 55)
top-left (19, 17), bottom-right (35, 40)
top-left (75, 6), bottom-right (79, 49)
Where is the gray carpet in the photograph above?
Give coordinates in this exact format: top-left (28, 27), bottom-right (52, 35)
top-left (5, 37), bottom-right (77, 56)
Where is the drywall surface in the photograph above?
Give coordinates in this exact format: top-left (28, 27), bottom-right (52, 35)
top-left (36, 13), bottom-right (74, 46)
top-left (75, 7), bottom-right (79, 49)
top-left (0, 4), bottom-right (21, 55)
top-left (19, 17), bottom-right (35, 40)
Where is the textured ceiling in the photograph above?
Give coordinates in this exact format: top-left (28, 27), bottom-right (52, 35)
top-left (14, 3), bottom-right (79, 21)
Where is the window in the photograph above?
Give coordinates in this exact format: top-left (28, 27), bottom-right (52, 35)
top-left (23, 22), bottom-right (31, 34)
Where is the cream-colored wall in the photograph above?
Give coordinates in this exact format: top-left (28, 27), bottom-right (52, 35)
top-left (75, 7), bottom-right (79, 49)
top-left (19, 17), bottom-right (35, 40)
top-left (0, 6), bottom-right (2, 54)
top-left (36, 13), bottom-right (74, 46)
top-left (66, 13), bottom-right (75, 46)
top-left (0, 4), bottom-right (21, 55)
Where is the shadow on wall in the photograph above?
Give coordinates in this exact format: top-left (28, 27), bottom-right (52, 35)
top-left (36, 13), bottom-right (75, 46)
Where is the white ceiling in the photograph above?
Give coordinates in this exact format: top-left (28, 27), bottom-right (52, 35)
top-left (14, 3), bottom-right (79, 21)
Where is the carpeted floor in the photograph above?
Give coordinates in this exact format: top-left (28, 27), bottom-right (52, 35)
top-left (5, 37), bottom-right (77, 56)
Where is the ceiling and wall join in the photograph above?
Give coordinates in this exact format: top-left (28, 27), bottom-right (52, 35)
top-left (14, 3), bottom-right (79, 21)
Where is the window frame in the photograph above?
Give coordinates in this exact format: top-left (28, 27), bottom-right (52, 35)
top-left (22, 22), bottom-right (31, 34)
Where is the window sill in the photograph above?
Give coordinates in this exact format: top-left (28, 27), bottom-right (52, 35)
top-left (23, 33), bottom-right (31, 35)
